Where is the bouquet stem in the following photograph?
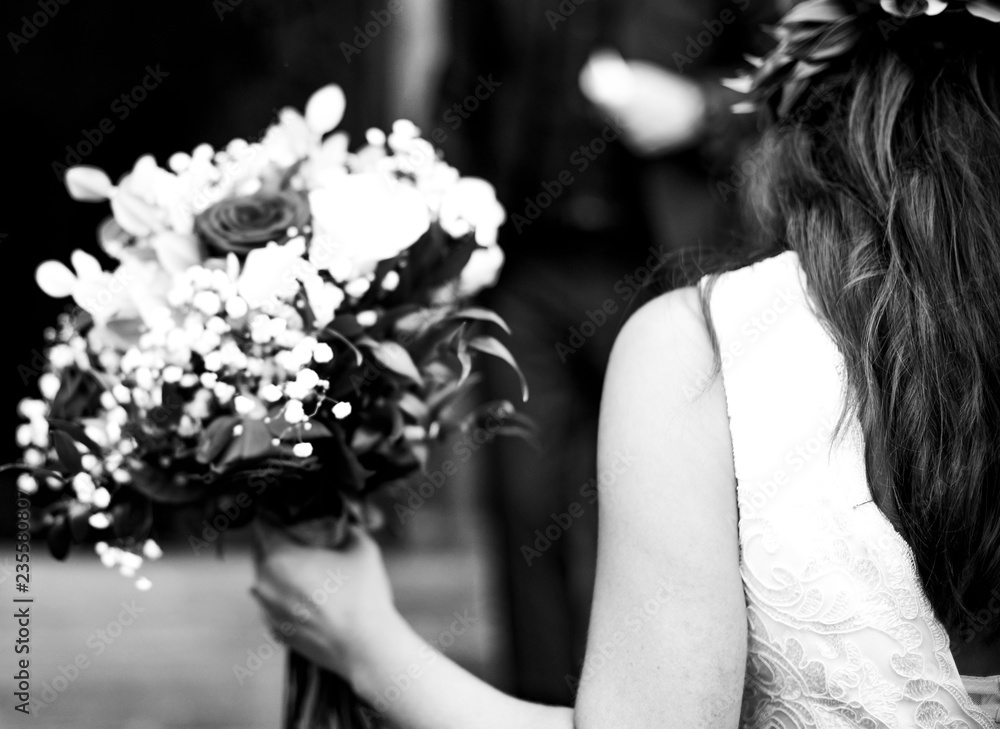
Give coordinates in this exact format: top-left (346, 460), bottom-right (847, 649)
top-left (284, 651), bottom-right (386, 729)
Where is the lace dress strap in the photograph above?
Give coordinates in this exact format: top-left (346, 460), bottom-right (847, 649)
top-left (964, 675), bottom-right (1000, 725)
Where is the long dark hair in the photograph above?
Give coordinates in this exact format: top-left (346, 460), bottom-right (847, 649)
top-left (729, 16), bottom-right (1000, 643)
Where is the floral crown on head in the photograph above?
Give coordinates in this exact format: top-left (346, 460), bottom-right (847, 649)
top-left (732, 0), bottom-right (1000, 119)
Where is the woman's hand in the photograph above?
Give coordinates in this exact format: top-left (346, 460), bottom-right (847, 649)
top-left (251, 521), bottom-right (398, 685)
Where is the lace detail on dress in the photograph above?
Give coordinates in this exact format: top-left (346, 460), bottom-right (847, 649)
top-left (702, 251), bottom-right (997, 729)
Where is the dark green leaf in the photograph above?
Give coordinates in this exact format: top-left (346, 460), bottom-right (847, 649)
top-left (52, 430), bottom-right (83, 474)
top-left (366, 341), bottom-right (423, 384)
top-left (447, 307), bottom-right (511, 335)
top-left (196, 416), bottom-right (241, 465)
top-left (48, 419), bottom-right (103, 455)
top-left (409, 320), bottom-right (465, 365)
top-left (468, 336), bottom-right (529, 402)
top-left (327, 315), bottom-right (364, 338)
top-left (48, 516), bottom-right (71, 560)
top-left (219, 420), bottom-right (276, 469)
top-left (68, 503), bottom-right (92, 542)
top-left (129, 464), bottom-right (207, 504)
top-left (323, 327), bottom-right (364, 366)
top-left (397, 392), bottom-right (429, 421)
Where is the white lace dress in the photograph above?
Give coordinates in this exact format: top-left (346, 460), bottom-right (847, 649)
top-left (702, 251), bottom-right (1000, 728)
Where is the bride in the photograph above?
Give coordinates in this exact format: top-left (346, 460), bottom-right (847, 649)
top-left (251, 1), bottom-right (1000, 726)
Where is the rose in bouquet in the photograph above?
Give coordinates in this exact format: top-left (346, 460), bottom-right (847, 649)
top-left (8, 85), bottom-right (528, 728)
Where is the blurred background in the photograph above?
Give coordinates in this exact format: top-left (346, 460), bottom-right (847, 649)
top-left (0, 1), bottom-right (774, 726)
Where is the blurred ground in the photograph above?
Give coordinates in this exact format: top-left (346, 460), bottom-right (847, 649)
top-left (0, 492), bottom-right (504, 729)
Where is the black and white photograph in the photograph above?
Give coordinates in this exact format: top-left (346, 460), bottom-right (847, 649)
top-left (1, 1), bottom-right (999, 727)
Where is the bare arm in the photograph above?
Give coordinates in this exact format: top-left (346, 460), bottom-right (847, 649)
top-left (255, 286), bottom-right (747, 728)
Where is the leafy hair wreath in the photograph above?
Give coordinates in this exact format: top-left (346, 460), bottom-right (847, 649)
top-left (732, 0), bottom-right (1000, 119)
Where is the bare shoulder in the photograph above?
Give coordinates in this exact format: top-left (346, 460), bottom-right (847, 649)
top-left (602, 285), bottom-right (726, 437)
top-left (598, 284), bottom-right (734, 518)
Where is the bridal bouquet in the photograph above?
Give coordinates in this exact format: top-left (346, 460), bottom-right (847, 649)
top-left (9, 85), bottom-right (526, 728)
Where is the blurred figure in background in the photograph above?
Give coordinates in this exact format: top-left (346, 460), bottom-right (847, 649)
top-left (436, 0), bottom-right (773, 704)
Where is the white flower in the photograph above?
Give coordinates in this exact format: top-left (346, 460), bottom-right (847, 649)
top-left (92, 488), bottom-right (111, 509)
top-left (284, 380), bottom-right (311, 401)
top-left (332, 401), bottom-right (352, 419)
top-left (89, 512), bottom-right (112, 530)
top-left (284, 399), bottom-right (306, 424)
top-left (313, 343), bottom-right (334, 363)
top-left (49, 344), bottom-right (76, 369)
top-left (203, 351), bottom-right (223, 372)
top-left (15, 425), bottom-right (33, 447)
top-left (17, 398), bottom-right (47, 420)
top-left (262, 109), bottom-right (312, 168)
top-left (296, 368), bottom-right (320, 390)
top-left (305, 84), bottom-right (347, 136)
top-left (150, 232), bottom-right (202, 274)
top-left (73, 472), bottom-right (96, 502)
top-left (225, 295), bottom-right (249, 319)
top-left (16, 474), bottom-right (38, 495)
top-left (344, 277), bottom-right (371, 298)
top-left (308, 173), bottom-right (431, 276)
top-left (237, 238), bottom-right (311, 309)
top-left (261, 384), bottom-right (283, 402)
top-left (135, 577), bottom-right (153, 591)
top-left (356, 310), bottom-right (378, 327)
top-left (35, 251), bottom-right (131, 324)
top-left (112, 384), bottom-right (132, 403)
top-left (134, 367), bottom-right (155, 391)
top-left (292, 442), bottom-right (314, 457)
top-left (458, 244), bottom-right (506, 297)
top-left (301, 273), bottom-right (344, 328)
top-left (234, 395), bottom-right (257, 414)
top-left (382, 270), bottom-right (400, 292)
top-left (192, 290), bottom-right (222, 315)
top-left (291, 336), bottom-right (318, 362)
top-left (109, 155), bottom-right (193, 236)
top-left (439, 177), bottom-right (506, 246)
top-left (162, 365), bottom-right (184, 383)
top-left (38, 373), bottom-right (61, 401)
top-left (214, 382), bottom-right (236, 403)
top-left (143, 539), bottom-right (163, 560)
